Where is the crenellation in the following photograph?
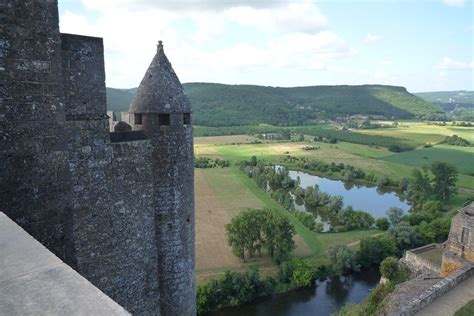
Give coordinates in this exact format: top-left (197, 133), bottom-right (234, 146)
top-left (1, 0), bottom-right (195, 314)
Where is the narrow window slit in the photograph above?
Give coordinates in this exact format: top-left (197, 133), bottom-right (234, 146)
top-left (183, 113), bottom-right (191, 125)
top-left (134, 113), bottom-right (142, 125)
top-left (159, 113), bottom-right (170, 126)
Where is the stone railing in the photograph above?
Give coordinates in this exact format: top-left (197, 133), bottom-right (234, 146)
top-left (390, 266), bottom-right (474, 316)
top-left (402, 243), bottom-right (445, 274)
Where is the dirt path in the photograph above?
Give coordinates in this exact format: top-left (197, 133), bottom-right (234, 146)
top-left (346, 233), bottom-right (384, 247)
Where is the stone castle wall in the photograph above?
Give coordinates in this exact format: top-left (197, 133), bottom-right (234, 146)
top-left (61, 33), bottom-right (161, 314)
top-left (387, 266), bottom-right (474, 316)
top-left (445, 204), bottom-right (474, 261)
top-left (402, 243), bottom-right (444, 275)
top-left (151, 115), bottom-right (195, 315)
top-left (0, 0), bottom-right (72, 258)
top-left (1, 1), bottom-right (195, 315)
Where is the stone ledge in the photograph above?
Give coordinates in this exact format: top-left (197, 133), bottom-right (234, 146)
top-left (0, 212), bottom-right (130, 316)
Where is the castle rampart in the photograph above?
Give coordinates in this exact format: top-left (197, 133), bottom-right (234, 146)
top-left (1, 1), bottom-right (195, 315)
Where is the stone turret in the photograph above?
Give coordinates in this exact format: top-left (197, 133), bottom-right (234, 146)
top-left (129, 41), bottom-right (196, 315)
top-left (129, 41), bottom-right (192, 133)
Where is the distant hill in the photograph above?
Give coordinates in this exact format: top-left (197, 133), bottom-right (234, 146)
top-left (415, 91), bottom-right (474, 120)
top-left (415, 90), bottom-right (474, 104)
top-left (106, 87), bottom-right (136, 112)
top-left (107, 83), bottom-right (442, 127)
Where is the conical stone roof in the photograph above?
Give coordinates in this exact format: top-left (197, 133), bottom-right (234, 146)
top-left (129, 41), bottom-right (191, 113)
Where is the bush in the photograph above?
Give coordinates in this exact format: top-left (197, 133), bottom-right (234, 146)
top-left (328, 245), bottom-right (360, 274)
top-left (377, 177), bottom-right (390, 187)
top-left (444, 135), bottom-right (470, 146)
top-left (357, 235), bottom-right (398, 268)
top-left (388, 144), bottom-right (402, 152)
top-left (196, 268), bottom-right (275, 314)
top-left (375, 217), bottom-right (390, 231)
top-left (278, 257), bottom-right (321, 287)
top-left (292, 211), bottom-right (316, 231)
top-left (380, 257), bottom-right (398, 280)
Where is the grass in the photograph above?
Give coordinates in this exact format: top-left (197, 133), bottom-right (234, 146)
top-left (230, 166), bottom-right (325, 256)
top-left (317, 230), bottom-right (384, 252)
top-left (194, 135), bottom-right (260, 145)
top-left (455, 300), bottom-right (474, 316)
top-left (381, 145), bottom-right (474, 175)
top-left (195, 166), bottom-right (385, 283)
top-left (358, 122), bottom-right (474, 144)
top-left (195, 134), bottom-right (474, 192)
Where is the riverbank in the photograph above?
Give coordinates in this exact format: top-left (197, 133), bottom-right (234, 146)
top-left (208, 267), bottom-right (381, 316)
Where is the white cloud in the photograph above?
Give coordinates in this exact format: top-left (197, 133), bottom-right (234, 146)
top-left (82, 0), bottom-right (287, 12)
top-left (59, 0), bottom-right (356, 87)
top-left (224, 2), bottom-right (328, 34)
top-left (364, 33), bottom-right (383, 43)
top-left (436, 57), bottom-right (474, 70)
top-left (267, 32), bottom-right (356, 69)
top-left (443, 0), bottom-right (466, 7)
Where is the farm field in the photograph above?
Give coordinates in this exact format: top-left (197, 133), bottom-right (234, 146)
top-left (358, 122), bottom-right (474, 144)
top-left (194, 167), bottom-right (382, 283)
top-left (194, 122), bottom-right (473, 284)
top-left (195, 167), bottom-right (315, 283)
top-left (382, 145), bottom-right (474, 175)
top-left (195, 139), bottom-right (474, 192)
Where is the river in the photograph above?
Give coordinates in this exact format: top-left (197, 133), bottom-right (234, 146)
top-left (210, 268), bottom-right (380, 316)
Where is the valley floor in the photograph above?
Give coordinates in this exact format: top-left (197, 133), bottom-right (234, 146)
top-left (194, 122), bottom-right (474, 283)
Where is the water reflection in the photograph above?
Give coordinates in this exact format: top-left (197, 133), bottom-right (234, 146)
top-left (287, 170), bottom-right (409, 218)
top-left (209, 268), bottom-right (380, 316)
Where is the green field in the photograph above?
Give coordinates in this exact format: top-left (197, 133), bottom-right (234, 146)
top-left (194, 165), bottom-right (384, 282)
top-left (196, 139), bottom-right (474, 193)
top-left (382, 145), bottom-right (474, 175)
top-left (194, 121), bottom-right (474, 283)
top-left (358, 122), bottom-right (474, 144)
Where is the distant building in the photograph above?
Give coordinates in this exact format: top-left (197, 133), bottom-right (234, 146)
top-left (258, 132), bottom-right (291, 140)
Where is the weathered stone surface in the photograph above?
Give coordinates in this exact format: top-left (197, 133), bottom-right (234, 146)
top-left (443, 203), bottom-right (474, 265)
top-left (386, 203), bottom-right (474, 316)
top-left (0, 0), bottom-right (72, 259)
top-left (128, 41), bottom-right (196, 316)
top-left (0, 212), bottom-right (129, 316)
top-left (0, 1), bottom-right (195, 315)
top-left (402, 243), bottom-right (444, 276)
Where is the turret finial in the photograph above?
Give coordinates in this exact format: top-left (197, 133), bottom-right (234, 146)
top-left (157, 40), bottom-right (163, 52)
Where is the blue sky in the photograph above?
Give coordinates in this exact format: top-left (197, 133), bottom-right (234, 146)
top-left (58, 0), bottom-right (473, 92)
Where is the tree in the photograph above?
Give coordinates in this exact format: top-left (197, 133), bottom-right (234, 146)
top-left (407, 168), bottom-right (432, 210)
top-left (264, 213), bottom-right (296, 263)
top-left (225, 215), bottom-right (248, 262)
top-left (415, 217), bottom-right (451, 245)
top-left (398, 177), bottom-right (409, 192)
top-left (344, 170), bottom-right (353, 182)
top-left (327, 245), bottom-right (360, 274)
top-left (226, 208), bottom-right (295, 264)
top-left (250, 155), bottom-right (258, 167)
top-left (357, 235), bottom-right (398, 268)
top-left (278, 257), bottom-right (320, 287)
top-left (375, 217), bottom-right (390, 231)
top-left (377, 177), bottom-right (390, 187)
top-left (388, 144), bottom-right (402, 152)
top-left (386, 207), bottom-right (404, 227)
top-left (430, 161), bottom-right (458, 203)
top-left (388, 222), bottom-right (419, 250)
top-left (380, 257), bottom-right (399, 280)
